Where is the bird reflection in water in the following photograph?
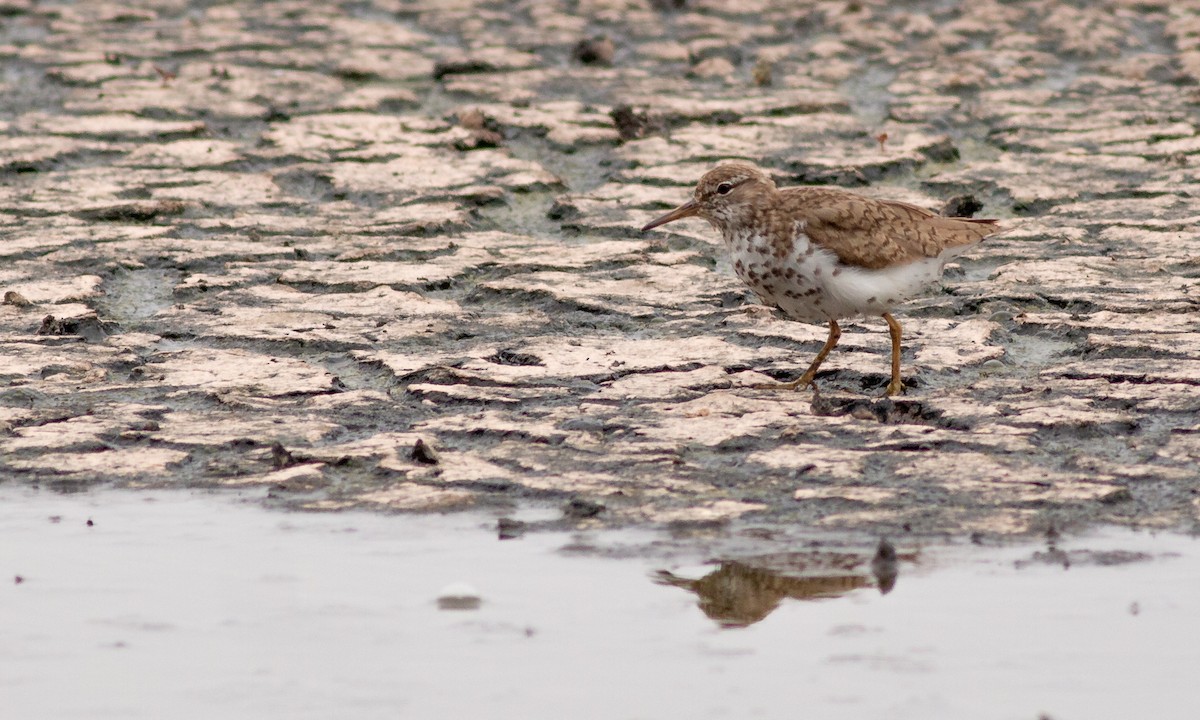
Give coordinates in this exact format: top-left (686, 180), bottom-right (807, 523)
top-left (655, 539), bottom-right (906, 628)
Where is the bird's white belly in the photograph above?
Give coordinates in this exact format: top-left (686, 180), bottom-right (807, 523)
top-left (728, 230), bottom-right (949, 322)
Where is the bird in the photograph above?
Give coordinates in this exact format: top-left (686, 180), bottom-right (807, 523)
top-left (641, 163), bottom-right (1000, 396)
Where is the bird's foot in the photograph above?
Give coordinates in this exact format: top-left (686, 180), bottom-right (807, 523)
top-left (883, 378), bottom-right (905, 397)
top-left (749, 374), bottom-right (814, 392)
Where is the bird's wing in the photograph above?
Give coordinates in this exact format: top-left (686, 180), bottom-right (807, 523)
top-left (780, 187), bottom-right (1000, 270)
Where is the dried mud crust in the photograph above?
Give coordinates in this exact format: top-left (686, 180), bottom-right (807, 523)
top-left (1, 1), bottom-right (1199, 538)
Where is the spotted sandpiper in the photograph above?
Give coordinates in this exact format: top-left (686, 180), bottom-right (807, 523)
top-left (642, 163), bottom-right (1000, 396)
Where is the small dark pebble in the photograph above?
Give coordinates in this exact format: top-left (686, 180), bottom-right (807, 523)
top-left (14, 575), bottom-right (24, 585)
top-left (610, 105), bottom-right (651, 141)
top-left (2, 290), bottom-right (32, 307)
top-left (49, 515), bottom-right (62, 523)
top-left (1023, 547), bottom-right (1070, 569)
top-left (752, 59), bottom-right (772, 87)
top-left (36, 313), bottom-right (112, 343)
top-left (573, 36), bottom-right (615, 66)
top-left (455, 109), bottom-right (504, 149)
top-left (941, 194), bottom-right (985, 218)
top-left (497, 517), bottom-right (527, 540)
top-left (564, 497), bottom-right (605, 519)
top-left (809, 385), bottom-right (837, 416)
top-left (920, 136), bottom-right (959, 163)
top-left (437, 595), bottom-right (481, 611)
top-left (546, 198), bottom-right (580, 221)
top-left (689, 43), bottom-right (741, 65)
top-left (1099, 487), bottom-right (1134, 504)
top-left (488, 349), bottom-right (543, 366)
top-left (271, 442), bottom-right (295, 469)
top-left (433, 58), bottom-right (494, 80)
top-left (792, 463), bottom-right (816, 478)
top-left (72, 200), bottom-right (186, 223)
top-left (559, 417), bottom-right (607, 432)
top-left (1165, 151), bottom-right (1188, 167)
top-left (412, 438), bottom-right (440, 465)
top-left (86, 518), bottom-right (94, 527)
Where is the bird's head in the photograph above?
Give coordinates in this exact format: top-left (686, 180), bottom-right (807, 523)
top-left (641, 163), bottom-right (777, 233)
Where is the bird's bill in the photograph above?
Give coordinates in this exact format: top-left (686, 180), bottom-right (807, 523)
top-left (641, 200), bottom-right (700, 232)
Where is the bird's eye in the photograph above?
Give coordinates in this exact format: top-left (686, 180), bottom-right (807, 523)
top-left (716, 182), bottom-right (733, 195)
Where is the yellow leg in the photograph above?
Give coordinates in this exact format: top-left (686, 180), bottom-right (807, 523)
top-left (883, 312), bottom-right (904, 396)
top-left (753, 320), bottom-right (841, 391)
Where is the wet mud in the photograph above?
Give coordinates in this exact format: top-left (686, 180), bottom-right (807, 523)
top-left (2, 1), bottom-right (1200, 538)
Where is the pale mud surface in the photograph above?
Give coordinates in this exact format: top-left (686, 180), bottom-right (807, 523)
top-left (2, 1), bottom-right (1200, 537)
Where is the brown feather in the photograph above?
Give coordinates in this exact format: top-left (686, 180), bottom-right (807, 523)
top-left (776, 186), bottom-right (1000, 270)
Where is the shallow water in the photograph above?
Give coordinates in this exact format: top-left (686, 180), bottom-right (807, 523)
top-left (2, 487), bottom-right (1197, 720)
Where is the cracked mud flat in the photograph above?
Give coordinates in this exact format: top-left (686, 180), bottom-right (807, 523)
top-left (3, 0), bottom-right (1200, 538)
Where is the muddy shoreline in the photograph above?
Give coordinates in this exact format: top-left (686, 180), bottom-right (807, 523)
top-left (2, 1), bottom-right (1199, 539)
